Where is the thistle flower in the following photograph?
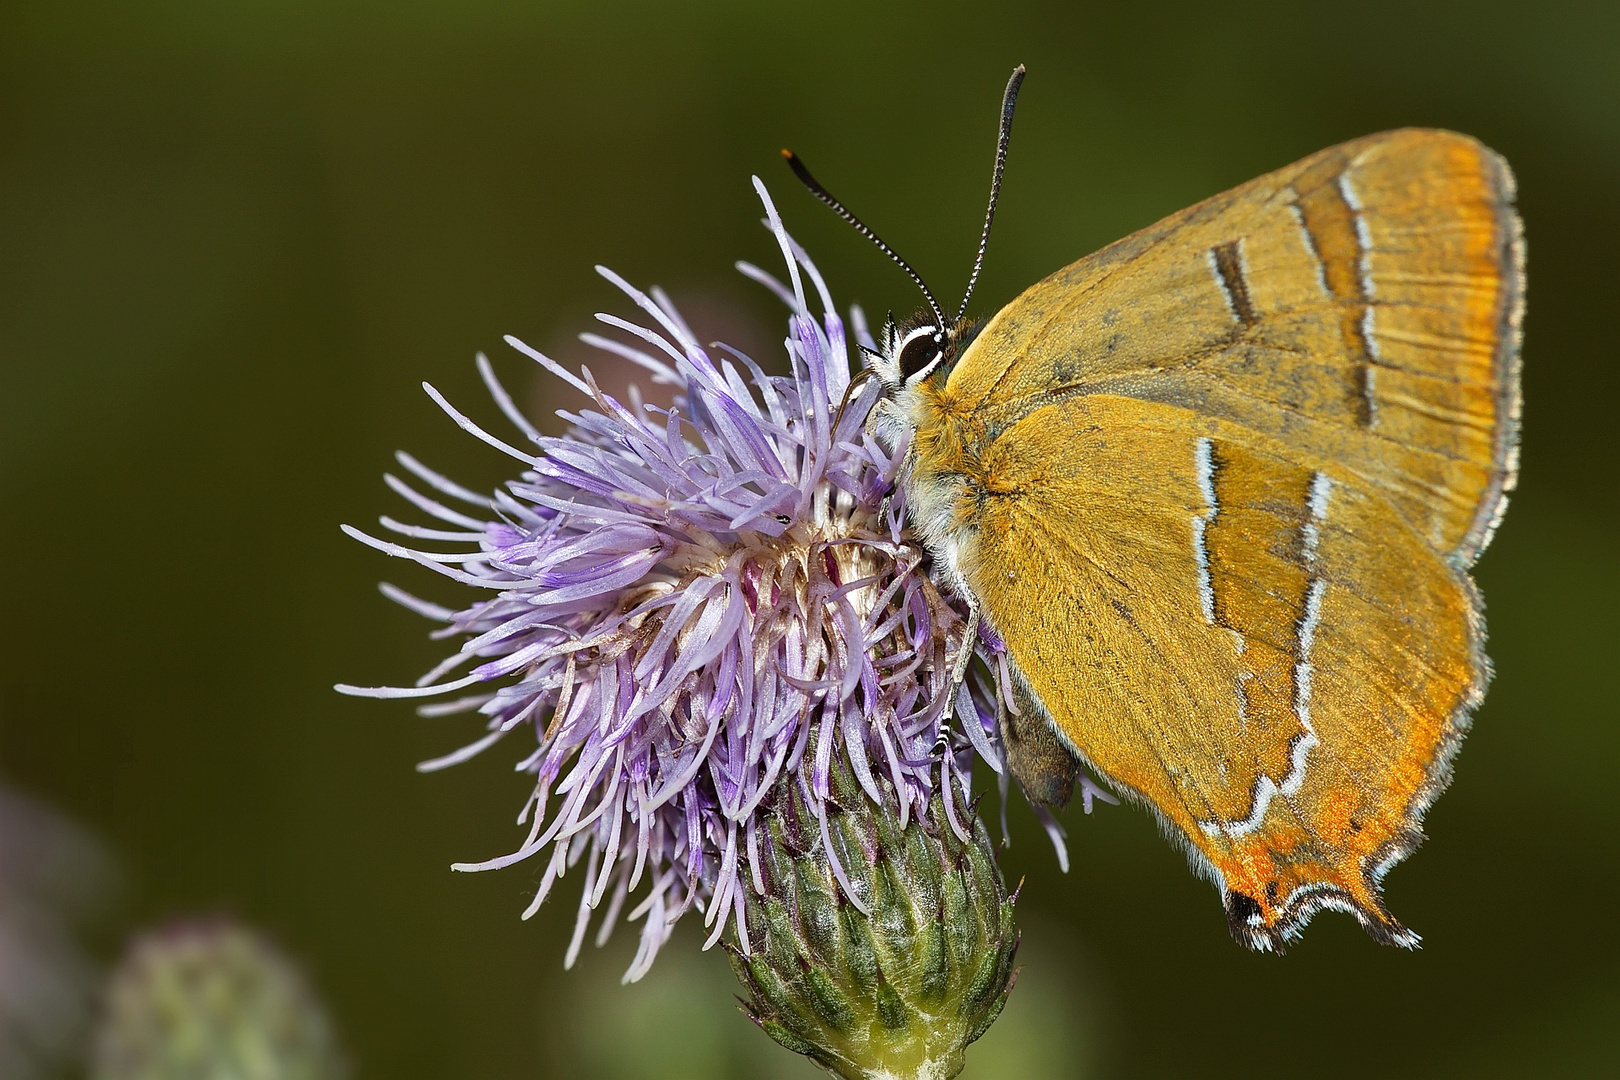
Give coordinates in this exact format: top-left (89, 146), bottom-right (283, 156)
top-left (337, 179), bottom-right (1098, 986)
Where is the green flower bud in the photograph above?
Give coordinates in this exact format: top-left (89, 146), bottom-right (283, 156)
top-left (729, 760), bottom-right (1019, 1080)
top-left (91, 919), bottom-right (347, 1080)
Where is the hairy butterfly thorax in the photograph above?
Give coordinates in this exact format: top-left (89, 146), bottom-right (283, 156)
top-left (863, 313), bottom-right (984, 596)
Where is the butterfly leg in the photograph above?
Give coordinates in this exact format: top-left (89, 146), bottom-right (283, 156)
top-left (932, 595), bottom-right (980, 759)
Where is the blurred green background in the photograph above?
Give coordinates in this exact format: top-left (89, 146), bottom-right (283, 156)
top-left (2, 1), bottom-right (1616, 1077)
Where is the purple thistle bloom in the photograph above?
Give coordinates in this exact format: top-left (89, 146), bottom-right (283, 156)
top-left (338, 180), bottom-right (1102, 982)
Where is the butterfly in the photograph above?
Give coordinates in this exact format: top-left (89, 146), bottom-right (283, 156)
top-left (785, 66), bottom-right (1522, 951)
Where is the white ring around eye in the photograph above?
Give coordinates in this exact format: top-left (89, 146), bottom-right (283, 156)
top-left (897, 325), bottom-right (939, 352)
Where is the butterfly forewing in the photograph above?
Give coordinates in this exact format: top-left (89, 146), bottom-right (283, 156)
top-left (923, 129), bottom-right (1521, 949)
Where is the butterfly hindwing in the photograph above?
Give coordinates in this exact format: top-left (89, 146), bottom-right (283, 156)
top-left (966, 396), bottom-right (1480, 948)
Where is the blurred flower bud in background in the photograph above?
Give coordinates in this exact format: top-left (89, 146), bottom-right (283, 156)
top-left (91, 919), bottom-right (347, 1080)
top-left (0, 784), bottom-right (108, 1080)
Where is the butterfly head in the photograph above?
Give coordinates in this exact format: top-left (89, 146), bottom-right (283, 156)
top-left (865, 309), bottom-right (989, 392)
top-left (865, 313), bottom-right (953, 391)
top-left (785, 66), bottom-right (1024, 398)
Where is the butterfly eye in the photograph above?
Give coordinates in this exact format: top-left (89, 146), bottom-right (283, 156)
top-left (898, 328), bottom-right (946, 381)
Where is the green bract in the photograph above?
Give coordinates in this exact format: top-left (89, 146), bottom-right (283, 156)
top-left (730, 760), bottom-right (1019, 1080)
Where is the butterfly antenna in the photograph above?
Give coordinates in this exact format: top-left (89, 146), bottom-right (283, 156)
top-left (956, 64), bottom-right (1025, 326)
top-left (781, 149), bottom-right (950, 333)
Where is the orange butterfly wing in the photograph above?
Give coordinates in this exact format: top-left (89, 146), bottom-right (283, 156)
top-left (914, 129), bottom-right (1521, 948)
